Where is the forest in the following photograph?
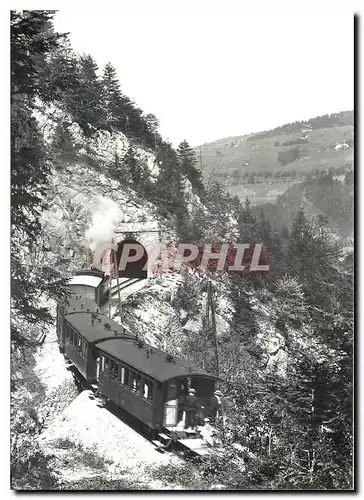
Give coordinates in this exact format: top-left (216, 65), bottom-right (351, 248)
top-left (11, 11), bottom-right (354, 490)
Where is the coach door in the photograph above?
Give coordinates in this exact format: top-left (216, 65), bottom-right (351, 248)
top-left (163, 380), bottom-right (178, 428)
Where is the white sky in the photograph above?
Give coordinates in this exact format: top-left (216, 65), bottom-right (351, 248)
top-left (53, 0), bottom-right (354, 147)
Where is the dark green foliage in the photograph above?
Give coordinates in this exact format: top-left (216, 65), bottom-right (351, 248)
top-left (36, 38), bottom-right (79, 104)
top-left (154, 142), bottom-right (188, 218)
top-left (11, 10), bottom-right (66, 97)
top-left (10, 11), bottom-right (353, 491)
top-left (287, 208), bottom-right (342, 317)
top-left (238, 197), bottom-right (257, 240)
top-left (11, 10), bottom-right (69, 344)
top-left (277, 146), bottom-right (301, 166)
top-left (102, 62), bottom-right (124, 129)
top-left (177, 140), bottom-right (205, 196)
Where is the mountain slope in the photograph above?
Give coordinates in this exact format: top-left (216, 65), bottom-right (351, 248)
top-left (196, 111), bottom-right (354, 206)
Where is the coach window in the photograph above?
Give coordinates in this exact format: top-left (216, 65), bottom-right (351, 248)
top-left (82, 341), bottom-right (87, 359)
top-left (104, 357), bottom-right (109, 371)
top-left (110, 360), bottom-right (118, 379)
top-left (143, 379), bottom-right (153, 401)
top-left (120, 366), bottom-right (129, 387)
top-left (131, 372), bottom-right (141, 394)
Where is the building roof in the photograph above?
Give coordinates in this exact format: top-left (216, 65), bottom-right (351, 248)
top-left (68, 275), bottom-right (103, 288)
top-left (97, 337), bottom-right (219, 383)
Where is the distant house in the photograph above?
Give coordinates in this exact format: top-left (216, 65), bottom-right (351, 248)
top-left (334, 143), bottom-right (349, 151)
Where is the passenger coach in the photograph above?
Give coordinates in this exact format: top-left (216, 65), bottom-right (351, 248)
top-left (56, 269), bottom-right (220, 438)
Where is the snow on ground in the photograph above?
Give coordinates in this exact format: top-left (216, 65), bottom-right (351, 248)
top-left (39, 390), bottom-right (182, 489)
top-left (34, 328), bottom-right (74, 396)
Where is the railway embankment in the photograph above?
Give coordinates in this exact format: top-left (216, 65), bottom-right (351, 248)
top-left (38, 390), bottom-right (184, 489)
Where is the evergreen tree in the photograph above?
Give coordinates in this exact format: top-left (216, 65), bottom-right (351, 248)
top-left (102, 62), bottom-right (125, 130)
top-left (238, 197), bottom-right (257, 240)
top-left (108, 150), bottom-right (129, 183)
top-left (35, 37), bottom-right (79, 104)
top-left (73, 54), bottom-right (105, 135)
top-left (287, 208), bottom-right (341, 316)
top-left (124, 146), bottom-right (144, 187)
top-left (177, 140), bottom-right (205, 195)
top-left (11, 10), bottom-right (69, 344)
top-left (155, 142), bottom-right (188, 224)
top-left (286, 207), bottom-right (311, 280)
top-left (11, 10), bottom-right (65, 96)
top-left (257, 209), bottom-right (273, 249)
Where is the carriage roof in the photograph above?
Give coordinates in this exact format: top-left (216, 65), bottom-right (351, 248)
top-left (97, 337), bottom-right (220, 383)
top-left (64, 307), bottom-right (218, 382)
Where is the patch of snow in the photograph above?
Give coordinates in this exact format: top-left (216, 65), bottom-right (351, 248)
top-left (39, 390), bottom-right (181, 488)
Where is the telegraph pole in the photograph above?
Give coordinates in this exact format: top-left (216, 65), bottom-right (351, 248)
top-left (112, 238), bottom-right (123, 324)
top-left (202, 279), bottom-right (219, 378)
top-left (209, 286), bottom-right (220, 379)
top-left (202, 279), bottom-right (211, 370)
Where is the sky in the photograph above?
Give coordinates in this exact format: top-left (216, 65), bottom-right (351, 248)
top-left (53, 1), bottom-right (354, 147)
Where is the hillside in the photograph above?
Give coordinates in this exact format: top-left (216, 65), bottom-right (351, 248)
top-left (196, 112), bottom-right (354, 206)
top-left (11, 11), bottom-right (353, 492)
top-left (254, 170), bottom-right (354, 238)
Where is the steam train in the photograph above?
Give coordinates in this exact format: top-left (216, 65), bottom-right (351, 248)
top-left (56, 268), bottom-right (221, 441)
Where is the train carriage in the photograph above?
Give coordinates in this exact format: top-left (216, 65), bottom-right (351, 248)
top-left (96, 337), bottom-right (220, 435)
top-left (57, 269), bottom-right (221, 441)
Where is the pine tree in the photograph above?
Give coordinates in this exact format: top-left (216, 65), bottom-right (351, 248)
top-left (36, 37), bottom-right (79, 104)
top-left (73, 54), bottom-right (105, 135)
top-left (102, 62), bottom-right (124, 130)
top-left (155, 142), bottom-right (188, 222)
top-left (108, 150), bottom-right (129, 183)
top-left (257, 209), bottom-right (273, 249)
top-left (238, 197), bottom-right (257, 240)
top-left (287, 208), bottom-right (342, 317)
top-left (142, 113), bottom-right (161, 149)
top-left (177, 140), bottom-right (205, 195)
top-left (286, 206), bottom-right (311, 280)
top-left (11, 10), bottom-right (69, 344)
top-left (124, 146), bottom-right (144, 187)
top-left (11, 10), bottom-right (65, 96)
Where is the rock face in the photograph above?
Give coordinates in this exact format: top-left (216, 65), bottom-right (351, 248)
top-left (12, 102), bottom-right (298, 491)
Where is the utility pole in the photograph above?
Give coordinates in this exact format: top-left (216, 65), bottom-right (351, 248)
top-left (200, 146), bottom-right (203, 171)
top-left (112, 238), bottom-right (123, 324)
top-left (209, 284), bottom-right (220, 379)
top-left (202, 279), bottom-right (211, 370)
top-left (202, 279), bottom-right (219, 378)
top-left (108, 270), bottom-right (112, 318)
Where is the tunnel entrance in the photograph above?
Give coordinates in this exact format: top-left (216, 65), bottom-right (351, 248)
top-left (115, 238), bottom-right (148, 279)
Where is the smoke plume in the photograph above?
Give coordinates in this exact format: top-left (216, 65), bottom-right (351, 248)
top-left (85, 197), bottom-right (123, 251)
